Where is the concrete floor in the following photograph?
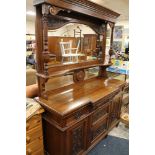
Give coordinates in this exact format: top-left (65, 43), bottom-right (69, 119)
top-left (109, 122), bottom-right (129, 140)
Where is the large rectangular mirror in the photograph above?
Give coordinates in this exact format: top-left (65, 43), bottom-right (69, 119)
top-left (47, 23), bottom-right (103, 66)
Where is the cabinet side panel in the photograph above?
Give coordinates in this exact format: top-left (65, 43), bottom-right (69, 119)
top-left (42, 119), bottom-right (65, 155)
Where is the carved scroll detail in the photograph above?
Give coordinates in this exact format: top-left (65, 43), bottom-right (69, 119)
top-left (49, 6), bottom-right (64, 15)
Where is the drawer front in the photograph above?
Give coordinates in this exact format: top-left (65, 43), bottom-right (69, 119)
top-left (26, 124), bottom-right (42, 145)
top-left (92, 102), bottom-right (109, 124)
top-left (66, 106), bottom-right (90, 126)
top-left (26, 136), bottom-right (44, 155)
top-left (91, 116), bottom-right (108, 142)
top-left (27, 115), bottom-right (42, 131)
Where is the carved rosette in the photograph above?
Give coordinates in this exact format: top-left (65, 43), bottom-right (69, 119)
top-left (73, 70), bottom-right (85, 82)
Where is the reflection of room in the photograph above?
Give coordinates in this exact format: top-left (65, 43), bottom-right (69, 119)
top-left (27, 23), bottom-right (129, 68)
top-left (47, 23), bottom-right (100, 64)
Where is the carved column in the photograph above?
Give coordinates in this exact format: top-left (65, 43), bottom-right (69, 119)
top-left (35, 5), bottom-right (44, 73)
top-left (101, 23), bottom-right (107, 64)
top-left (42, 4), bottom-right (50, 75)
top-left (108, 22), bottom-right (115, 63)
top-left (98, 23), bottom-right (108, 77)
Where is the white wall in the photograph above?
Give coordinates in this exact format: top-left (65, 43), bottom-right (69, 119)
top-left (115, 20), bottom-right (129, 29)
top-left (26, 20), bottom-right (35, 35)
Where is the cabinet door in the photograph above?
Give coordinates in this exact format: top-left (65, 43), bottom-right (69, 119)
top-left (66, 119), bottom-right (88, 155)
top-left (109, 92), bottom-right (123, 126)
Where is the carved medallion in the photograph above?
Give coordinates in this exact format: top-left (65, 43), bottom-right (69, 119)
top-left (73, 70), bottom-right (85, 82)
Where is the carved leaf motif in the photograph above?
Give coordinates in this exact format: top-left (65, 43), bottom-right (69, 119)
top-left (48, 17), bottom-right (70, 30)
top-left (72, 126), bottom-right (83, 155)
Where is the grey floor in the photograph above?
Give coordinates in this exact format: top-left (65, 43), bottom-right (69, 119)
top-left (88, 122), bottom-right (129, 155)
top-left (109, 122), bottom-right (129, 140)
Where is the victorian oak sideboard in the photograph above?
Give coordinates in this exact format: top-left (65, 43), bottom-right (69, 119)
top-left (33, 0), bottom-right (125, 154)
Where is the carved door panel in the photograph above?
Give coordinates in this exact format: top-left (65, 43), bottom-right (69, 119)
top-left (66, 119), bottom-right (88, 155)
top-left (109, 92), bottom-right (122, 126)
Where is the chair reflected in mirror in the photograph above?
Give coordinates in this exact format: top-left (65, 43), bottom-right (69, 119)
top-left (59, 40), bottom-right (83, 63)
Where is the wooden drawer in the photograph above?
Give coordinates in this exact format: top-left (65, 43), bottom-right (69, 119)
top-left (26, 136), bottom-right (44, 155)
top-left (66, 106), bottom-right (90, 126)
top-left (91, 116), bottom-right (108, 142)
top-left (26, 124), bottom-right (42, 145)
top-left (27, 115), bottom-right (42, 131)
top-left (92, 102), bottom-right (109, 124)
top-left (94, 98), bottom-right (110, 109)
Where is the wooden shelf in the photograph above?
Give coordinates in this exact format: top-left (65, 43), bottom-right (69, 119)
top-left (36, 63), bottom-right (111, 79)
top-left (36, 77), bottom-right (125, 116)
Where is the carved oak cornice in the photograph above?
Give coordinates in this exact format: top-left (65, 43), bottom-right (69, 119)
top-left (34, 0), bottom-right (120, 22)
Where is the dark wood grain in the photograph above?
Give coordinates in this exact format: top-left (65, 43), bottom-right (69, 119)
top-left (34, 0), bottom-right (123, 154)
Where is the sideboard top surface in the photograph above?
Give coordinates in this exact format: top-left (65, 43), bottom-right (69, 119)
top-left (36, 78), bottom-right (125, 116)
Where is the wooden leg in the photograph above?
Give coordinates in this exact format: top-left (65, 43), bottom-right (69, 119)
top-left (116, 122), bottom-right (119, 127)
top-left (104, 134), bottom-right (108, 139)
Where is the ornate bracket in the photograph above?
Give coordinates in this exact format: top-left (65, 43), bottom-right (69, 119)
top-left (108, 22), bottom-right (115, 29)
top-left (92, 23), bottom-right (106, 35)
top-left (49, 6), bottom-right (64, 15)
